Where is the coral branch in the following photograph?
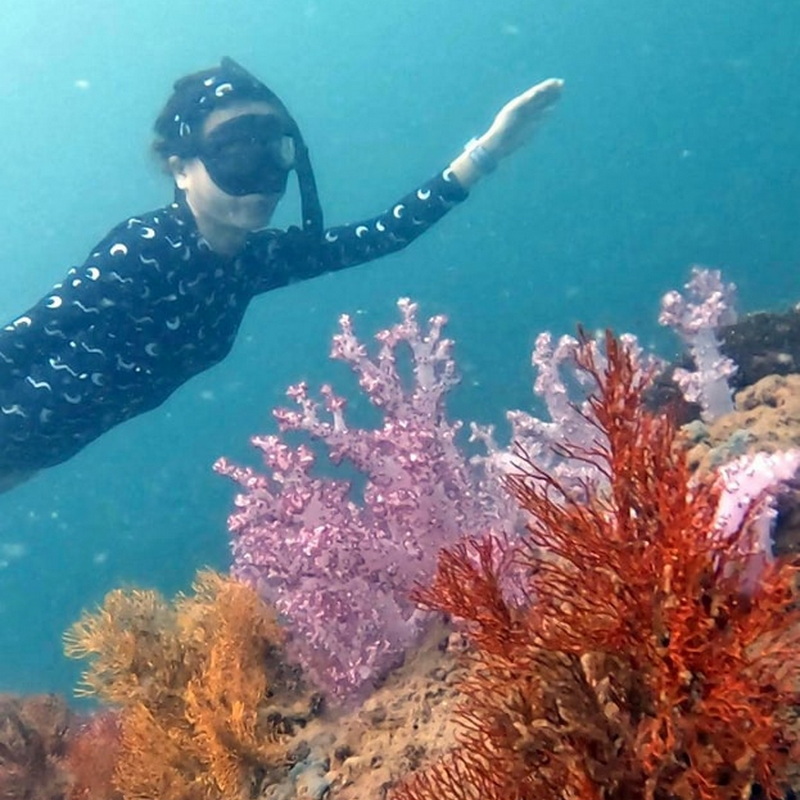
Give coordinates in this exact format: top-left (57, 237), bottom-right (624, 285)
top-left (393, 330), bottom-right (800, 800)
top-left (659, 267), bottom-right (738, 422)
top-left (216, 299), bottom-right (518, 700)
top-left (64, 571), bottom-right (296, 800)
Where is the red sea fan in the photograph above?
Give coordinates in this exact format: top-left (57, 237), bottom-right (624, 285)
top-left (65, 711), bottom-right (122, 800)
top-left (394, 330), bottom-right (800, 800)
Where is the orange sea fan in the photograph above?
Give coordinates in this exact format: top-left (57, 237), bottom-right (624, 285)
top-left (64, 570), bottom-right (294, 800)
top-left (393, 331), bottom-right (800, 800)
top-left (63, 586), bottom-right (184, 706)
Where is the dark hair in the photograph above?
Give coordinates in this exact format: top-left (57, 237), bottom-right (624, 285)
top-left (152, 58), bottom-right (323, 237)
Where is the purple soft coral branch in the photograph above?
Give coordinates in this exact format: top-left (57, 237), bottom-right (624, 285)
top-left (659, 266), bottom-right (738, 422)
top-left (215, 299), bottom-right (514, 701)
top-left (711, 449), bottom-right (800, 593)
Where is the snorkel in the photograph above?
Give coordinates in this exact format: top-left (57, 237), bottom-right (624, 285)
top-left (155, 57), bottom-right (324, 239)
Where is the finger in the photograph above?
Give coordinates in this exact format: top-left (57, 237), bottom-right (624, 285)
top-left (499, 79), bottom-right (563, 123)
top-left (521, 78), bottom-right (565, 111)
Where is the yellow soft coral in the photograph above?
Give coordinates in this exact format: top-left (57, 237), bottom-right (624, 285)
top-left (64, 570), bottom-right (292, 800)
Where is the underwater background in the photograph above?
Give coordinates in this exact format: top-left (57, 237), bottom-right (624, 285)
top-left (0, 0), bottom-right (797, 698)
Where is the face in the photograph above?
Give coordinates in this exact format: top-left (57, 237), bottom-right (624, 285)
top-left (170, 101), bottom-right (288, 234)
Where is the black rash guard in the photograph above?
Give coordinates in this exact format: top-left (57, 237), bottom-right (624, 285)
top-left (0, 169), bottom-right (467, 472)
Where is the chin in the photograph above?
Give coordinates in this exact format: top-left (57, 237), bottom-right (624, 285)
top-left (230, 209), bottom-right (274, 232)
top-left (235, 196), bottom-right (278, 230)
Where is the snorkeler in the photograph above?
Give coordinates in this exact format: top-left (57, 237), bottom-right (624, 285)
top-left (0, 58), bottom-right (563, 492)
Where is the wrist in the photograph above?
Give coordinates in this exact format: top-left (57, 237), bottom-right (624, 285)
top-left (447, 134), bottom-right (501, 189)
top-left (464, 137), bottom-right (499, 175)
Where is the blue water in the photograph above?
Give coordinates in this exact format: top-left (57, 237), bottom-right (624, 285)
top-left (0, 0), bottom-right (797, 697)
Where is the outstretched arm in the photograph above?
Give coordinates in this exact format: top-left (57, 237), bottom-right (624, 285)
top-left (254, 77), bottom-right (564, 290)
top-left (448, 77), bottom-right (564, 188)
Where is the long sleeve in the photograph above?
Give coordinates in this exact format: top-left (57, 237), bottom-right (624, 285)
top-left (0, 205), bottom-right (250, 471)
top-left (0, 222), bottom-right (170, 469)
top-left (247, 168), bottom-right (469, 294)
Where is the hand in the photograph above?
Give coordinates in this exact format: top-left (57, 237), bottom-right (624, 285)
top-left (447, 78), bottom-right (564, 188)
top-left (480, 78), bottom-right (564, 159)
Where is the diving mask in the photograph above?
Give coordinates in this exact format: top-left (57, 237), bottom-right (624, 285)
top-left (197, 113), bottom-right (296, 197)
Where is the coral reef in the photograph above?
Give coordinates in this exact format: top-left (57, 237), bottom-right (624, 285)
top-left (685, 374), bottom-right (800, 472)
top-left (295, 621), bottom-right (468, 800)
top-left (63, 570), bottom-right (307, 800)
top-left (390, 331), bottom-right (800, 800)
top-left (8, 277), bottom-right (800, 800)
top-left (720, 305), bottom-right (800, 390)
top-left (0, 693), bottom-right (72, 800)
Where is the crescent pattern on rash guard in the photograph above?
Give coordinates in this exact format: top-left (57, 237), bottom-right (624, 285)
top-left (0, 170), bottom-right (467, 471)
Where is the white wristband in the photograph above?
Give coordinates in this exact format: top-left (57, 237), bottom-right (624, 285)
top-left (464, 138), bottom-right (498, 174)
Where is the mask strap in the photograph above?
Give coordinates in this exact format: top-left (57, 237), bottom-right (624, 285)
top-left (220, 57), bottom-right (324, 238)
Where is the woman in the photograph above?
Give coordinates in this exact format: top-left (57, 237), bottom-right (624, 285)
top-left (0, 58), bottom-right (562, 491)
